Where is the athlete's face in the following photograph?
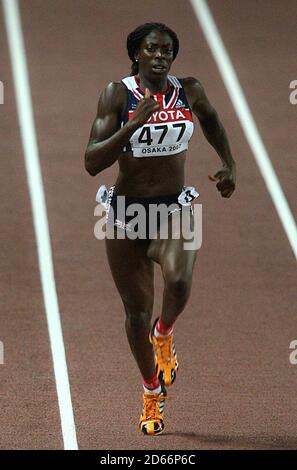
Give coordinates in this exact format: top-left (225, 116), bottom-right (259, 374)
top-left (135, 31), bottom-right (174, 77)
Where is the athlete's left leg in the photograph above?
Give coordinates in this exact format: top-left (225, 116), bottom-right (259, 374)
top-left (146, 210), bottom-right (198, 386)
top-left (147, 210), bottom-right (198, 326)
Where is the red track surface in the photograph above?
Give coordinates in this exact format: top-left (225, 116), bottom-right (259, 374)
top-left (0, 0), bottom-right (296, 450)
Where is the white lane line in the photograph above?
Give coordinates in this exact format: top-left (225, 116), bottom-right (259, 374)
top-left (190, 0), bottom-right (297, 260)
top-left (2, 0), bottom-right (78, 449)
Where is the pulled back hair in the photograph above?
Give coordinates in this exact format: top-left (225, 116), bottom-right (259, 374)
top-left (127, 22), bottom-right (179, 76)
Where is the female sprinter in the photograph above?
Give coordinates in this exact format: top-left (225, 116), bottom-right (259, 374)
top-left (85, 22), bottom-right (236, 436)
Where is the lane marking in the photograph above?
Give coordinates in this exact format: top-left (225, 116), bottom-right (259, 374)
top-left (190, 0), bottom-right (297, 260)
top-left (2, 0), bottom-right (78, 449)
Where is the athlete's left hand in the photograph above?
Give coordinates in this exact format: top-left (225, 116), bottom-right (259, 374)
top-left (208, 165), bottom-right (236, 198)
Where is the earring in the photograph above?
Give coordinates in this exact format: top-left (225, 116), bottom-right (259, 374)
top-left (135, 59), bottom-right (138, 62)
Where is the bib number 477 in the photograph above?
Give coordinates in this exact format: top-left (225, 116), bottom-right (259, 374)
top-left (138, 123), bottom-right (186, 145)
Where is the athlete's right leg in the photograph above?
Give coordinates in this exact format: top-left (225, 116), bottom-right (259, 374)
top-left (105, 235), bottom-right (166, 435)
top-left (105, 236), bottom-right (156, 381)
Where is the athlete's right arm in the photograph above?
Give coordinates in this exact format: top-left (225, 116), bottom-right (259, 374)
top-left (85, 83), bottom-right (160, 176)
top-left (84, 82), bottom-right (131, 175)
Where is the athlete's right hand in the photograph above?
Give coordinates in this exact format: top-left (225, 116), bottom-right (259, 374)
top-left (128, 88), bottom-right (160, 129)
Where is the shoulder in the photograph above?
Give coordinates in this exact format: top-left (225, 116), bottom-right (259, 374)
top-left (179, 77), bottom-right (205, 99)
top-left (99, 81), bottom-right (126, 104)
top-left (97, 81), bottom-right (127, 116)
top-left (178, 77), bottom-right (207, 110)
top-left (179, 77), bottom-right (215, 119)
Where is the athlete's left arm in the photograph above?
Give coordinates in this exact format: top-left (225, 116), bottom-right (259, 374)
top-left (183, 77), bottom-right (236, 198)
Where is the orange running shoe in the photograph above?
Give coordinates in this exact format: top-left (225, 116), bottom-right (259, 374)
top-left (149, 318), bottom-right (179, 387)
top-left (139, 390), bottom-right (166, 435)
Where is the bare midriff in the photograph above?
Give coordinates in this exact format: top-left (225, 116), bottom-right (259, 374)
top-left (115, 150), bottom-right (186, 197)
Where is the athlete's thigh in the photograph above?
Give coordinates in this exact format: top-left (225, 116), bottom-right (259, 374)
top-left (160, 236), bottom-right (197, 280)
top-left (148, 210), bottom-right (197, 273)
top-left (105, 237), bottom-right (154, 310)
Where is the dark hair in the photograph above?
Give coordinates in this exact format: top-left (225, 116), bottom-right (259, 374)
top-left (127, 22), bottom-right (179, 75)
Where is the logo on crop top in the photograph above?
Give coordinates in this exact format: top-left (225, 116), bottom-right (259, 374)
top-left (128, 108), bottom-right (192, 124)
top-left (175, 99), bottom-right (185, 108)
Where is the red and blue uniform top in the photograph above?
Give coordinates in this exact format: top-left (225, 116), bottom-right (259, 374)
top-left (121, 75), bottom-right (194, 158)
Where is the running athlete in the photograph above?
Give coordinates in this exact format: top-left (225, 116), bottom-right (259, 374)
top-left (85, 23), bottom-right (236, 436)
